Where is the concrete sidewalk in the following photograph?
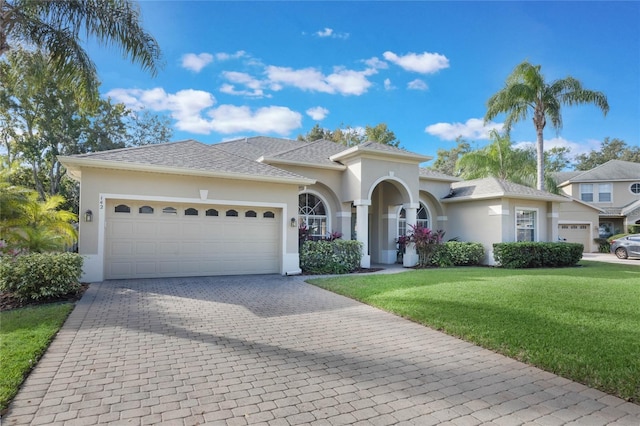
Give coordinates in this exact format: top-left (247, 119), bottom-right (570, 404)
top-left (3, 274), bottom-right (639, 425)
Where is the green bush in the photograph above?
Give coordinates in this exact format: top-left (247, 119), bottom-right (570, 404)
top-left (493, 242), bottom-right (583, 268)
top-left (628, 224), bottom-right (640, 234)
top-left (300, 240), bottom-right (362, 274)
top-left (430, 242), bottom-right (485, 267)
top-left (0, 252), bottom-right (83, 300)
top-left (594, 238), bottom-right (610, 253)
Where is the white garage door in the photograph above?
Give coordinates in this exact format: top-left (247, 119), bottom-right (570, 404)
top-left (558, 224), bottom-right (590, 251)
top-left (105, 200), bottom-right (280, 279)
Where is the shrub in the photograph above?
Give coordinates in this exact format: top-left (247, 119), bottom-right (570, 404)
top-left (594, 238), bottom-right (610, 253)
top-left (493, 242), bottom-right (583, 268)
top-left (300, 240), bottom-right (362, 274)
top-left (409, 225), bottom-right (445, 267)
top-left (430, 242), bottom-right (485, 267)
top-left (628, 224), bottom-right (640, 234)
top-left (0, 252), bottom-right (83, 300)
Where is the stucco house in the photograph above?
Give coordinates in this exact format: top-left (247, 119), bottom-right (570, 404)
top-left (555, 160), bottom-right (640, 246)
top-left (59, 136), bottom-right (569, 282)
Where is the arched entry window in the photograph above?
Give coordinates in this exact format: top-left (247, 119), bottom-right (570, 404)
top-left (398, 203), bottom-right (430, 237)
top-left (299, 193), bottom-right (327, 238)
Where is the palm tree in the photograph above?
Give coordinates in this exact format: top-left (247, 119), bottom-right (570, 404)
top-left (457, 130), bottom-right (536, 185)
top-left (485, 60), bottom-right (609, 191)
top-left (0, 0), bottom-right (161, 101)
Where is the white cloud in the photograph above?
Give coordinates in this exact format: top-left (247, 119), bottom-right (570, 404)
top-left (220, 71), bottom-right (266, 97)
top-left (207, 105), bottom-right (302, 135)
top-left (425, 118), bottom-right (503, 141)
top-left (514, 136), bottom-right (601, 159)
top-left (315, 27), bottom-right (349, 39)
top-left (383, 51), bottom-right (449, 74)
top-left (407, 79), bottom-right (428, 91)
top-left (306, 106), bottom-right (329, 120)
top-left (265, 65), bottom-right (375, 96)
top-left (181, 53), bottom-right (213, 72)
top-left (215, 51), bottom-right (246, 61)
top-left (364, 57), bottom-right (388, 69)
top-left (106, 87), bottom-right (301, 135)
top-left (384, 78), bottom-right (395, 91)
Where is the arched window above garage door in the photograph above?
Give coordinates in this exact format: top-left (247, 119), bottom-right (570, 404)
top-left (226, 209), bottom-right (238, 217)
top-left (115, 204), bottom-right (130, 213)
top-left (139, 206), bottom-right (154, 214)
top-left (185, 208), bottom-right (199, 216)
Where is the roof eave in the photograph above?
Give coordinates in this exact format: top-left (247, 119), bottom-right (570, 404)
top-left (58, 156), bottom-right (316, 186)
top-left (330, 146), bottom-right (431, 163)
top-left (441, 193), bottom-right (569, 203)
top-left (258, 156), bottom-right (347, 171)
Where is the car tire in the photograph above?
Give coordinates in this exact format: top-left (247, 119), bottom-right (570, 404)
top-left (615, 247), bottom-right (628, 259)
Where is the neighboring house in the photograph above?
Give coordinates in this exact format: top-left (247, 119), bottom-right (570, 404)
top-left (59, 137), bottom-right (569, 281)
top-left (555, 160), bottom-right (640, 245)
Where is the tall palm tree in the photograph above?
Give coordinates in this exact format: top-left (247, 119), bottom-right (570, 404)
top-left (1, 0), bottom-right (161, 101)
top-left (485, 60), bottom-right (609, 191)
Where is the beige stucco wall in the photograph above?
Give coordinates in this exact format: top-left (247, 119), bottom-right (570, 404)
top-left (557, 199), bottom-right (599, 251)
top-left (562, 181), bottom-right (640, 208)
top-left (78, 166), bottom-right (300, 260)
top-left (341, 157), bottom-right (419, 204)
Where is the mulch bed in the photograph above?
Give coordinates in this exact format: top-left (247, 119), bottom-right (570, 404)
top-left (0, 284), bottom-right (89, 312)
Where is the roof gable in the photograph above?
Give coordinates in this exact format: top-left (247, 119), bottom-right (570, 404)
top-left (560, 160), bottom-right (640, 183)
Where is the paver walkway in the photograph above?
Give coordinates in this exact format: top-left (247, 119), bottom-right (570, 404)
top-left (3, 274), bottom-right (639, 425)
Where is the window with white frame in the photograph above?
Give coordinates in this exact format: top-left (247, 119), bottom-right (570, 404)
top-left (298, 193), bottom-right (327, 238)
top-left (516, 209), bottom-right (537, 242)
top-left (631, 183), bottom-right (640, 194)
top-left (580, 184), bottom-right (593, 202)
top-left (598, 183), bottom-right (612, 202)
top-left (398, 203), bottom-right (430, 237)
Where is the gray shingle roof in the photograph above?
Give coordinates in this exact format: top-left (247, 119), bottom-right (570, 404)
top-left (215, 136), bottom-right (304, 161)
top-left (64, 139), bottom-right (312, 181)
top-left (560, 160), bottom-right (640, 182)
top-left (262, 139), bottom-right (347, 168)
top-left (442, 177), bottom-right (567, 202)
top-left (419, 168), bottom-right (461, 182)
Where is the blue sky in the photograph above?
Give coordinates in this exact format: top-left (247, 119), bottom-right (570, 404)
top-left (89, 1), bottom-right (640, 166)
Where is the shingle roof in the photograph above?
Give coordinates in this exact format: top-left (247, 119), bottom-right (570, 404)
top-left (442, 177), bottom-right (568, 202)
top-left (419, 168), bottom-right (461, 182)
top-left (215, 136), bottom-right (304, 161)
top-left (261, 139), bottom-right (347, 168)
top-left (559, 160), bottom-right (640, 183)
top-left (62, 139), bottom-right (312, 182)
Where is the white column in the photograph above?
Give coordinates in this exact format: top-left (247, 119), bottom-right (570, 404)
top-left (354, 200), bottom-right (371, 268)
top-left (403, 203), bottom-right (419, 267)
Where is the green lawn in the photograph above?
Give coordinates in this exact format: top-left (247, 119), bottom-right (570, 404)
top-left (0, 303), bottom-right (74, 411)
top-left (308, 260), bottom-right (640, 403)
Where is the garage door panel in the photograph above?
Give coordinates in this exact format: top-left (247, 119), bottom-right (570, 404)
top-left (106, 201), bottom-right (280, 279)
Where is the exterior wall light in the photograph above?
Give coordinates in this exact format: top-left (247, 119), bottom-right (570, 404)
top-left (290, 217), bottom-right (297, 227)
top-left (84, 210), bottom-right (93, 222)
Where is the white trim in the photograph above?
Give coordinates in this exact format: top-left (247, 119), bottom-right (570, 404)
top-left (515, 206), bottom-right (540, 242)
top-left (489, 205), bottom-right (508, 216)
top-left (95, 193), bottom-right (290, 282)
top-left (353, 199), bottom-right (371, 206)
top-left (335, 211), bottom-right (352, 218)
top-left (367, 176), bottom-right (415, 204)
top-left (437, 215), bottom-right (448, 221)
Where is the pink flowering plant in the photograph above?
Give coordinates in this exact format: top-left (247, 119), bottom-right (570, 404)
top-left (408, 224), bottom-right (445, 266)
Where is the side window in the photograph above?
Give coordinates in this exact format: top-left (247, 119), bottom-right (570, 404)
top-left (185, 208), bottom-right (199, 216)
top-left (226, 209), bottom-right (238, 217)
top-left (115, 204), bottom-right (131, 213)
top-left (206, 208), bottom-right (219, 217)
top-left (139, 205), bottom-right (154, 214)
top-left (245, 210), bottom-right (257, 218)
top-left (162, 207), bottom-right (177, 215)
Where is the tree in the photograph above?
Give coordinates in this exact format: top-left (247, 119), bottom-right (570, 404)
top-left (297, 122), bottom-right (400, 147)
top-left (574, 137), bottom-right (640, 170)
top-left (545, 146), bottom-right (572, 173)
top-left (428, 136), bottom-right (472, 176)
top-left (1, 0), bottom-right (161, 104)
top-left (456, 130), bottom-right (537, 186)
top-left (1, 49), bottom-right (172, 204)
top-left (485, 60), bottom-right (609, 191)
top-left (363, 123), bottom-right (400, 147)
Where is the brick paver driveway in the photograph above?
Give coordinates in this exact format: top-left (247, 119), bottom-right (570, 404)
top-left (4, 274), bottom-right (639, 425)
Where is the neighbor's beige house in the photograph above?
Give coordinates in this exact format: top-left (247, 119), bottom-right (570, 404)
top-left (60, 137), bottom-right (571, 282)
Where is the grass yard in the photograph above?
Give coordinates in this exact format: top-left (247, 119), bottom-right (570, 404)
top-left (308, 260), bottom-right (640, 403)
top-left (0, 303), bottom-right (74, 411)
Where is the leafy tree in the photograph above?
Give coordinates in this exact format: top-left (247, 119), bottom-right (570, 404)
top-left (1, 49), bottom-right (172, 204)
top-left (297, 122), bottom-right (400, 147)
top-left (429, 136), bottom-right (472, 176)
top-left (1, 0), bottom-right (161, 104)
top-left (545, 146), bottom-right (572, 173)
top-left (574, 137), bottom-right (640, 170)
top-left (457, 130), bottom-right (537, 186)
top-left (363, 123), bottom-right (400, 147)
top-left (485, 60), bottom-right (609, 190)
